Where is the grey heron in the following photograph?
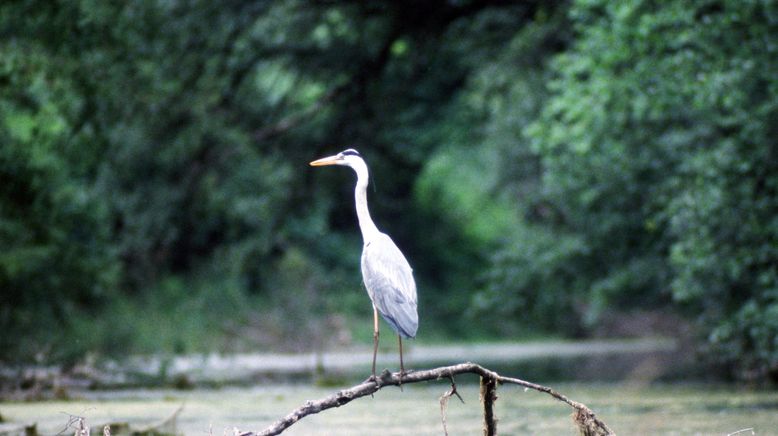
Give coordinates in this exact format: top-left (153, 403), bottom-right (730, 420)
top-left (310, 148), bottom-right (418, 378)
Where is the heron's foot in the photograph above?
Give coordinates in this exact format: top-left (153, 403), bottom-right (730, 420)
top-left (363, 369), bottom-right (394, 386)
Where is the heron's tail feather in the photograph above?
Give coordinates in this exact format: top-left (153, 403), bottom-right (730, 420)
top-left (379, 302), bottom-right (418, 339)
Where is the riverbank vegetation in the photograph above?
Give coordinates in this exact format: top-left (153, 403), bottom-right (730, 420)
top-left (2, 0), bottom-right (776, 382)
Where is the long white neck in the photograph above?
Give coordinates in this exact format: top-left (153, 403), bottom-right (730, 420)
top-left (351, 159), bottom-right (381, 243)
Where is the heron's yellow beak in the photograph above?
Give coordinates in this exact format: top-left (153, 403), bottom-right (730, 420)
top-left (310, 155), bottom-right (341, 166)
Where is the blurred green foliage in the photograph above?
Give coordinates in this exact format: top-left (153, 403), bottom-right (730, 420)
top-left (1, 0), bottom-right (776, 380)
top-left (529, 0), bottom-right (778, 380)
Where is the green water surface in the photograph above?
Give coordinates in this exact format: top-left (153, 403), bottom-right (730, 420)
top-left (2, 382), bottom-right (776, 435)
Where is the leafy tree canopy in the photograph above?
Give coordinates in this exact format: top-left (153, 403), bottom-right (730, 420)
top-left (2, 0), bottom-right (776, 380)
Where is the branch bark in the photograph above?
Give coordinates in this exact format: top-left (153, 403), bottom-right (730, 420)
top-left (236, 362), bottom-right (615, 436)
top-left (480, 375), bottom-right (498, 436)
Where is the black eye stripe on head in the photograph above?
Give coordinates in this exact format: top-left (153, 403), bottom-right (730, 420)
top-left (341, 149), bottom-right (361, 157)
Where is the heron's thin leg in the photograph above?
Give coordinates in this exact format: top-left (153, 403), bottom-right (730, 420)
top-left (372, 305), bottom-right (379, 378)
top-left (398, 335), bottom-right (405, 376)
top-left (398, 335), bottom-right (406, 391)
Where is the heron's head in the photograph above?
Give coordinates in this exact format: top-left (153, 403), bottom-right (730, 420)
top-left (309, 148), bottom-right (364, 168)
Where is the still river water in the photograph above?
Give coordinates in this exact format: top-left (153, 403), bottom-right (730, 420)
top-left (2, 341), bottom-right (777, 435)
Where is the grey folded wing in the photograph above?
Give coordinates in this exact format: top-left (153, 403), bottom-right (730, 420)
top-left (361, 233), bottom-right (418, 338)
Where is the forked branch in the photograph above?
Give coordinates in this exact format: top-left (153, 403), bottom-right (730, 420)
top-left (237, 362), bottom-right (614, 436)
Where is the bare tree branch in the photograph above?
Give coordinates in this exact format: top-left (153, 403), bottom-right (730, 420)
top-left (236, 362), bottom-right (615, 436)
top-left (480, 375), bottom-right (498, 436)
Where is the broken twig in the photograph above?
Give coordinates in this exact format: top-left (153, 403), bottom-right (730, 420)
top-left (439, 373), bottom-right (464, 436)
